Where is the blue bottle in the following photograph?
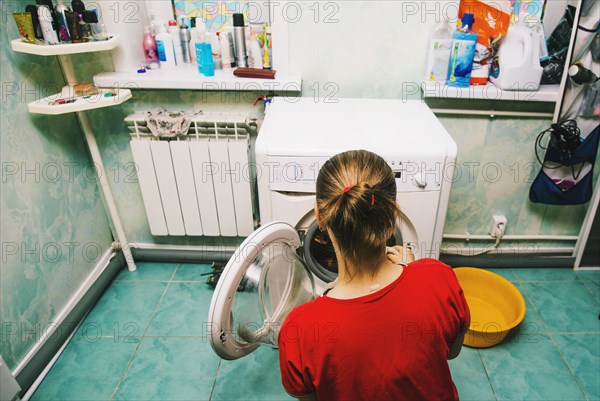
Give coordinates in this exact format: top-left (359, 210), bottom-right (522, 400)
top-left (200, 42), bottom-right (215, 76)
top-left (447, 13), bottom-right (478, 88)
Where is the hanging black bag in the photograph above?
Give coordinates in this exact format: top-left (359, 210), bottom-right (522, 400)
top-left (529, 121), bottom-right (600, 205)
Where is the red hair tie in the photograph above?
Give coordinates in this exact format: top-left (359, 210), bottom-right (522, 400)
top-left (342, 184), bottom-right (355, 193)
top-left (371, 194), bottom-right (375, 206)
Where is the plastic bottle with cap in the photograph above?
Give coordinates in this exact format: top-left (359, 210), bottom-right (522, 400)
top-left (155, 22), bottom-right (176, 70)
top-left (168, 20), bottom-right (182, 66)
top-left (491, 12), bottom-right (543, 91)
top-left (446, 13), bottom-right (478, 88)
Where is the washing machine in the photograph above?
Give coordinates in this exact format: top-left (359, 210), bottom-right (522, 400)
top-left (207, 98), bottom-right (457, 360)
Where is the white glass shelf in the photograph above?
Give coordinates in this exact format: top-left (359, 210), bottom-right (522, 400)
top-left (10, 35), bottom-right (120, 56)
top-left (422, 81), bottom-right (560, 103)
top-left (94, 65), bottom-right (301, 92)
top-left (28, 86), bottom-right (132, 115)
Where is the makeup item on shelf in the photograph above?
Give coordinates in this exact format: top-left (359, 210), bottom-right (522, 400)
top-left (233, 67), bottom-right (275, 79)
top-left (71, 0), bottom-right (85, 13)
top-left (64, 11), bottom-right (85, 42)
top-left (232, 13), bottom-right (248, 68)
top-left (13, 13), bottom-right (36, 43)
top-left (143, 25), bottom-right (160, 67)
top-left (37, 5), bottom-right (59, 44)
top-left (168, 20), bottom-right (182, 65)
top-left (25, 4), bottom-right (44, 39)
top-left (447, 13), bottom-right (478, 88)
top-left (568, 62), bottom-right (598, 85)
top-left (179, 18), bottom-right (191, 64)
top-left (73, 82), bottom-right (98, 96)
top-left (54, 0), bottom-right (71, 41)
top-left (78, 12), bottom-right (92, 40)
top-left (155, 22), bottom-right (176, 70)
top-left (88, 8), bottom-right (109, 40)
top-left (220, 29), bottom-right (232, 70)
top-left (208, 32), bottom-right (222, 70)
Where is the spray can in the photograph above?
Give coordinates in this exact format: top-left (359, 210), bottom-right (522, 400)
top-left (232, 13), bottom-right (247, 68)
top-left (179, 18), bottom-right (191, 64)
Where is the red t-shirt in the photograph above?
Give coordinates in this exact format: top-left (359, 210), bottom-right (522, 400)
top-left (278, 259), bottom-right (470, 401)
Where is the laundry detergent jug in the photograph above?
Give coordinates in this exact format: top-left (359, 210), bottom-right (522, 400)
top-left (491, 13), bottom-right (543, 91)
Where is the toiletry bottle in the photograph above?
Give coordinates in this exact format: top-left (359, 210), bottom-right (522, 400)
top-left (447, 13), bottom-right (478, 88)
top-left (78, 12), bottom-right (92, 40)
top-left (143, 25), bottom-right (160, 67)
top-left (220, 29), bottom-right (233, 70)
top-left (208, 32), bottom-right (222, 70)
top-left (232, 13), bottom-right (248, 68)
top-left (25, 5), bottom-right (44, 39)
top-left (247, 29), bottom-right (262, 69)
top-left (424, 21), bottom-right (453, 82)
top-left (192, 22), bottom-right (206, 70)
top-left (37, 5), bottom-right (59, 44)
top-left (155, 22), bottom-right (176, 70)
top-left (54, 0), bottom-right (71, 41)
top-left (168, 20), bottom-right (182, 66)
top-left (89, 8), bottom-right (108, 40)
top-left (65, 10), bottom-right (84, 42)
top-left (224, 27), bottom-right (237, 68)
top-left (36, 0), bottom-right (61, 40)
top-left (71, 0), bottom-right (85, 13)
top-left (189, 17), bottom-right (198, 62)
top-left (200, 41), bottom-right (215, 76)
top-left (179, 18), bottom-right (191, 64)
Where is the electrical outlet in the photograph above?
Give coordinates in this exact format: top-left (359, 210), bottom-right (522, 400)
top-left (490, 215), bottom-right (507, 239)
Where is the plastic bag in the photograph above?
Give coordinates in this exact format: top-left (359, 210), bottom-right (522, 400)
top-left (459, 0), bottom-right (512, 85)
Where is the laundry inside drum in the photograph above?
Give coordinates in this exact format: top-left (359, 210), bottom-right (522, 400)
top-left (304, 221), bottom-right (403, 283)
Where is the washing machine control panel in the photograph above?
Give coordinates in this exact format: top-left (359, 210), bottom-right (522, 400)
top-left (264, 156), bottom-right (448, 193)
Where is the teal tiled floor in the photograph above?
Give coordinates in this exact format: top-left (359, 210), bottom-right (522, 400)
top-left (32, 265), bottom-right (600, 401)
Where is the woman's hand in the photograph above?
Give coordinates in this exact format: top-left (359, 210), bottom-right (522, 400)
top-left (386, 245), bottom-right (415, 266)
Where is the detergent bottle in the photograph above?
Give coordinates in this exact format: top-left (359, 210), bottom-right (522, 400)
top-left (491, 13), bottom-right (543, 91)
top-left (424, 21), bottom-right (454, 82)
top-left (447, 13), bottom-right (478, 88)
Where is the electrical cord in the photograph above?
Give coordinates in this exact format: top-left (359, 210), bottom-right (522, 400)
top-left (441, 234), bottom-right (503, 256)
top-left (534, 119), bottom-right (585, 180)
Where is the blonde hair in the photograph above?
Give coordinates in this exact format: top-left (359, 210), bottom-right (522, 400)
top-left (316, 150), bottom-right (399, 277)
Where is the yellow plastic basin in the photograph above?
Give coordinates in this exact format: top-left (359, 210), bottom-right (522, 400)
top-left (454, 267), bottom-right (526, 348)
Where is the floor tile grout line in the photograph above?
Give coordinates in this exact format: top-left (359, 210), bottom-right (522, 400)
top-left (209, 359), bottom-right (222, 401)
top-left (548, 333), bottom-right (591, 401)
top-left (476, 349), bottom-right (498, 401)
top-left (109, 281), bottom-right (172, 401)
top-left (516, 283), bottom-right (550, 333)
top-left (581, 281), bottom-right (600, 306)
top-left (169, 264), bottom-right (181, 282)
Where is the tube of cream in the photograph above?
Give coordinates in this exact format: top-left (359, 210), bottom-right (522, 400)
top-left (13, 13), bottom-right (36, 43)
top-left (37, 5), bottom-right (59, 44)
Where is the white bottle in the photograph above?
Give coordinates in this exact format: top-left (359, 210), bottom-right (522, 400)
top-left (37, 5), bottom-right (59, 45)
top-left (168, 20), bottom-right (182, 66)
top-left (247, 30), bottom-right (262, 69)
top-left (155, 23), bottom-right (176, 70)
top-left (208, 32), bottom-right (222, 70)
top-left (424, 22), bottom-right (454, 82)
top-left (220, 30), bottom-right (233, 70)
top-left (188, 18), bottom-right (199, 62)
top-left (492, 12), bottom-right (543, 91)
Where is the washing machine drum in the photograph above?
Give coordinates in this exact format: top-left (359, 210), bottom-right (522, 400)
top-left (207, 221), bottom-right (404, 360)
top-left (302, 220), bottom-right (403, 283)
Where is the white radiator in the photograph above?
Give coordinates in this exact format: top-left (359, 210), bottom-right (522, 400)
top-left (126, 112), bottom-right (257, 237)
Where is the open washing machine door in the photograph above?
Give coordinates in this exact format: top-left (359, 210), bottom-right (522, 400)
top-left (208, 222), bottom-right (316, 360)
